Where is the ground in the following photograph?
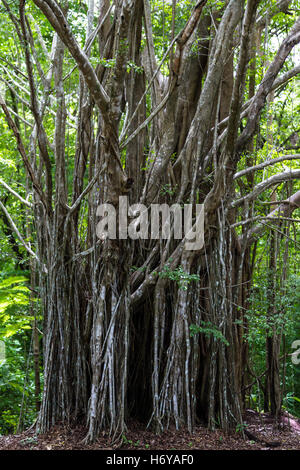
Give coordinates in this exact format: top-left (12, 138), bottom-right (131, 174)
top-left (0, 411), bottom-right (299, 451)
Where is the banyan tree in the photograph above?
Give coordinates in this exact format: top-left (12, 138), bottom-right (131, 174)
top-left (0, 0), bottom-right (300, 442)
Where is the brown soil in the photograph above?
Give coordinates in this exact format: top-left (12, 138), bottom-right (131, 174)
top-left (0, 410), bottom-right (299, 451)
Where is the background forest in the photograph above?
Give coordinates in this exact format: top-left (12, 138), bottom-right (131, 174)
top-left (0, 0), bottom-right (299, 442)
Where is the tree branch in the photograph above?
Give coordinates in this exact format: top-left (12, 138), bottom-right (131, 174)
top-left (236, 16), bottom-right (300, 154)
top-left (0, 96), bottom-right (46, 207)
top-left (232, 170), bottom-right (300, 208)
top-left (19, 1), bottom-right (53, 211)
top-left (0, 178), bottom-right (33, 208)
top-left (32, 0), bottom-right (110, 117)
top-left (234, 154), bottom-right (300, 179)
top-left (0, 199), bottom-right (46, 271)
top-left (243, 189), bottom-right (300, 245)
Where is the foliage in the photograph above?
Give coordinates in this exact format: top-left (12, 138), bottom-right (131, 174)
top-left (0, 336), bottom-right (37, 435)
top-left (0, 275), bottom-right (31, 339)
top-left (190, 321), bottom-right (229, 346)
top-left (157, 265), bottom-right (200, 290)
top-left (0, 273), bottom-right (40, 434)
top-left (245, 269), bottom-right (300, 416)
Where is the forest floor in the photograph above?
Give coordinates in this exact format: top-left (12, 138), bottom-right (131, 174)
top-left (0, 410), bottom-right (300, 451)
